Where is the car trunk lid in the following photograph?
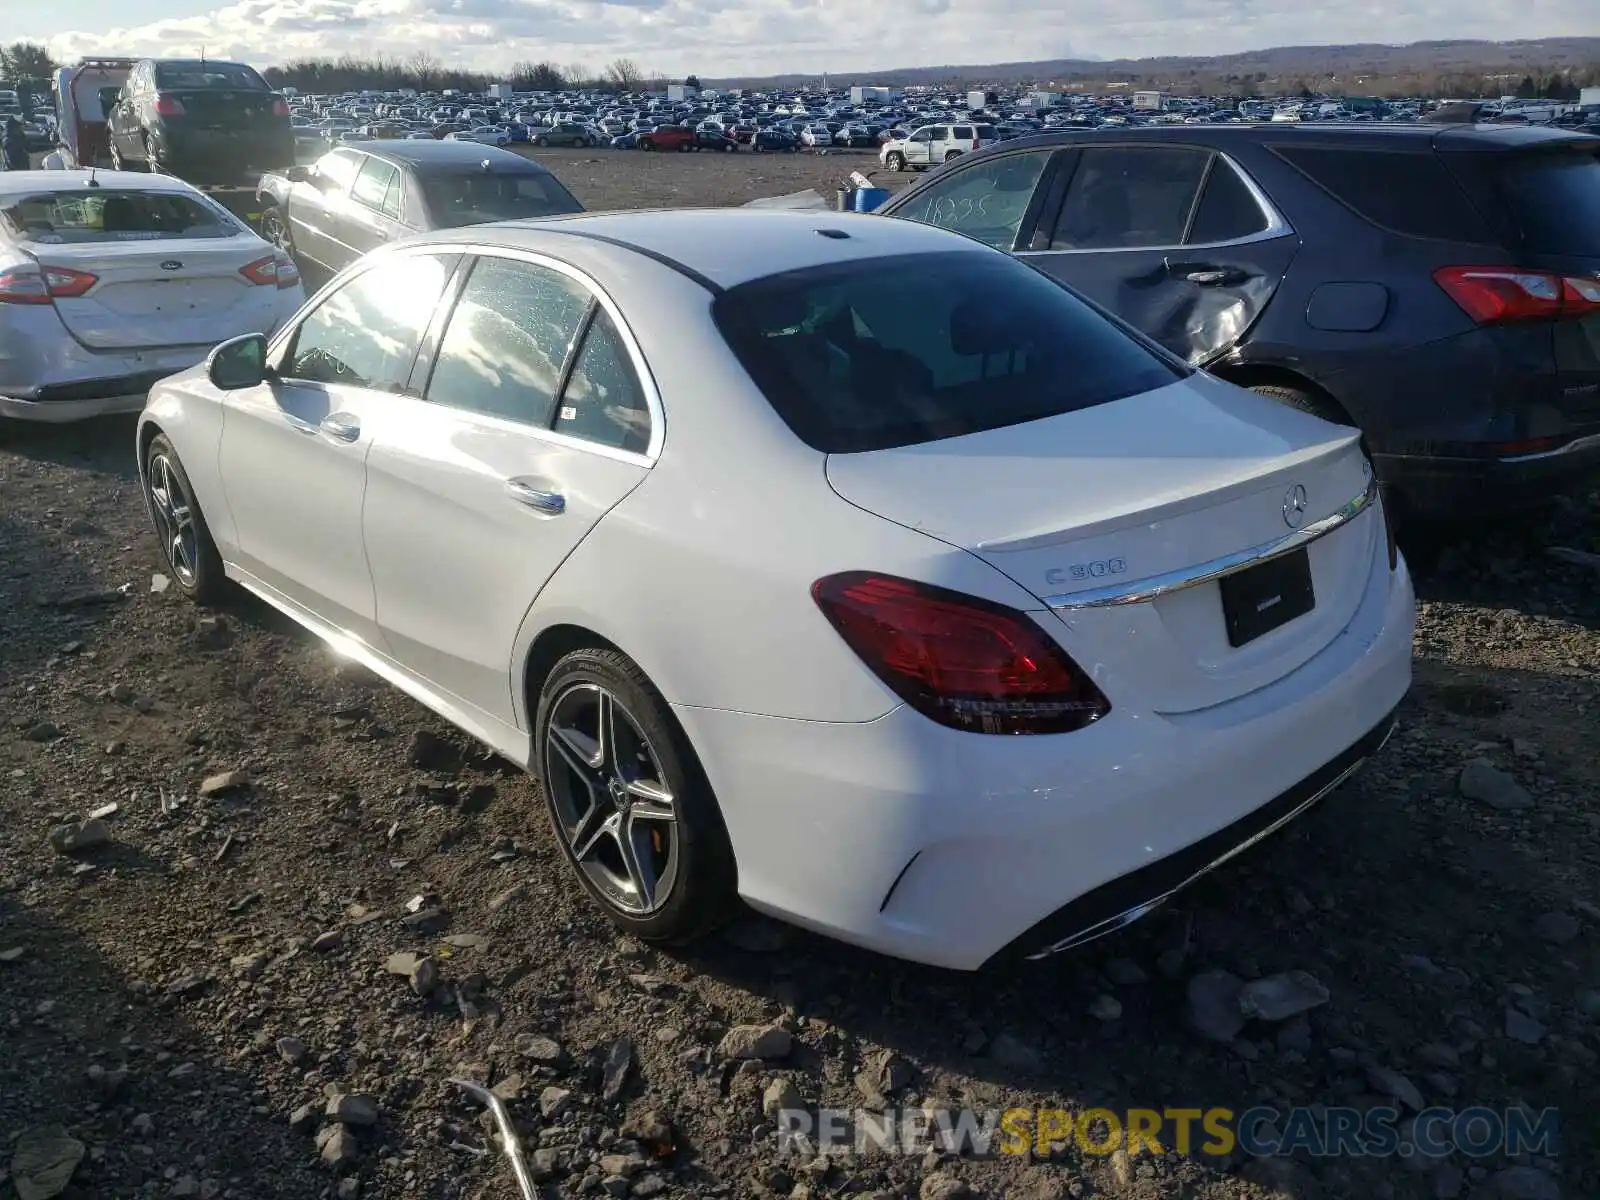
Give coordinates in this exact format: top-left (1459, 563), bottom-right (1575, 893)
top-left (160, 88), bottom-right (281, 132)
top-left (825, 375), bottom-right (1381, 714)
top-left (33, 237), bottom-right (283, 350)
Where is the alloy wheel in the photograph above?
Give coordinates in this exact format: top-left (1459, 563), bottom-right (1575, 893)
top-left (262, 211), bottom-right (291, 254)
top-left (543, 683), bottom-right (679, 915)
top-left (147, 453), bottom-right (198, 585)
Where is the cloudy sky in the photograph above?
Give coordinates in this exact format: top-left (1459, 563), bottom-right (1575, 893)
top-left (16, 0), bottom-right (1598, 79)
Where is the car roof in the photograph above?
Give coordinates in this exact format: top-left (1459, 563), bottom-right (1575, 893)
top-left (0, 169), bottom-right (203, 198)
top-left (993, 122), bottom-right (1599, 155)
top-left (334, 140), bottom-right (556, 173)
top-left (419, 208), bottom-right (987, 290)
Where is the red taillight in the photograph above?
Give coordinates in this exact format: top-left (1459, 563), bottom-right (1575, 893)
top-left (154, 94), bottom-right (186, 117)
top-left (272, 99), bottom-right (290, 118)
top-left (812, 572), bottom-right (1110, 735)
top-left (271, 252), bottom-right (300, 290)
top-left (1434, 266), bottom-right (1600, 325)
top-left (0, 264), bottom-right (98, 303)
top-left (240, 255), bottom-right (283, 286)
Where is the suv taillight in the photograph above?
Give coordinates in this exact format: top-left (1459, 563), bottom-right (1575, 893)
top-left (812, 572), bottom-right (1110, 735)
top-left (153, 94), bottom-right (186, 118)
top-left (1434, 266), bottom-right (1600, 325)
top-left (0, 264), bottom-right (97, 303)
top-left (272, 99), bottom-right (290, 118)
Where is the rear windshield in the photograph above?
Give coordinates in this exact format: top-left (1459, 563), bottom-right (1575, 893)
top-left (418, 172), bottom-right (583, 228)
top-left (1497, 148), bottom-right (1600, 256)
top-left (0, 190), bottom-right (241, 244)
top-left (712, 251), bottom-right (1184, 453)
top-left (154, 62), bottom-right (268, 90)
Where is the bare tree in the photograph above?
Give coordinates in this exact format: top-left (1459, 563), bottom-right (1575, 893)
top-left (406, 50), bottom-right (442, 91)
top-left (603, 57), bottom-right (644, 91)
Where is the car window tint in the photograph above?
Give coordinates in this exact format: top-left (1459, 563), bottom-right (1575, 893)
top-left (351, 158), bottom-right (399, 212)
top-left (380, 172), bottom-right (403, 219)
top-left (316, 151), bottom-right (361, 195)
top-left (1495, 149), bottom-right (1600, 254)
top-left (890, 150), bottom-right (1051, 250)
top-left (425, 256), bottom-right (591, 425)
top-left (1274, 146), bottom-right (1494, 242)
top-left (1051, 146), bottom-right (1211, 250)
top-left (713, 250), bottom-right (1182, 453)
top-left (1185, 159), bottom-right (1270, 244)
top-left (285, 255), bottom-right (453, 390)
top-left (554, 309), bottom-right (651, 453)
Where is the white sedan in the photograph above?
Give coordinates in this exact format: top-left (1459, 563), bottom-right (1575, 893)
top-left (0, 170), bottom-right (303, 422)
top-left (135, 211), bottom-right (1414, 969)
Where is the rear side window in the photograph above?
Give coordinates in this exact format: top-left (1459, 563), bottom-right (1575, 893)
top-left (1496, 149), bottom-right (1600, 256)
top-left (351, 158), bottom-right (400, 215)
top-left (1187, 160), bottom-right (1271, 244)
top-left (712, 251), bottom-right (1183, 453)
top-left (554, 310), bottom-right (652, 454)
top-left (1274, 146), bottom-right (1493, 242)
top-left (1051, 146), bottom-right (1211, 250)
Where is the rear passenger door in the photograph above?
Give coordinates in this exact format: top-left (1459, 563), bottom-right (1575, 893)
top-left (359, 251), bottom-right (657, 729)
top-left (341, 155), bottom-right (405, 259)
top-left (1021, 144), bottom-right (1300, 363)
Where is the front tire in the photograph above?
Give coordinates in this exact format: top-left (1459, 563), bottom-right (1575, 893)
top-left (534, 648), bottom-right (737, 943)
top-left (886, 152), bottom-right (906, 172)
top-left (143, 434), bottom-right (226, 604)
top-left (259, 206), bottom-right (293, 256)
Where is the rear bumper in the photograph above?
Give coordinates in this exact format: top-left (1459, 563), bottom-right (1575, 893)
top-left (1376, 431), bottom-right (1600, 517)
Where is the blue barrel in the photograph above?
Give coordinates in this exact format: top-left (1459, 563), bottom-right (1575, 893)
top-left (853, 187), bottom-right (890, 212)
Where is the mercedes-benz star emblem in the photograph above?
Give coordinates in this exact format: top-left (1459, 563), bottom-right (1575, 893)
top-left (1282, 483), bottom-right (1309, 529)
top-left (159, 260), bottom-right (183, 272)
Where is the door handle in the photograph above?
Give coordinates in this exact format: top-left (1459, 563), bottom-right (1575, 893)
top-left (320, 413), bottom-right (360, 443)
top-left (284, 413), bottom-right (320, 435)
top-left (504, 478), bottom-right (565, 516)
top-left (1166, 260), bottom-right (1248, 286)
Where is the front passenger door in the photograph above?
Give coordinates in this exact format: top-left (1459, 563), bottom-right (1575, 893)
top-left (904, 127), bottom-right (933, 166)
top-left (217, 252), bottom-right (457, 645)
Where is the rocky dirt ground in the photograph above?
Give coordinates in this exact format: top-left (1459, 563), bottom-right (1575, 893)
top-left (1, 157), bottom-right (1598, 1200)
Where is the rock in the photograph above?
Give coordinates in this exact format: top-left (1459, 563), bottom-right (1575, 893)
top-left (619, 1109), bottom-right (674, 1154)
top-left (24, 721), bottom-right (61, 742)
top-left (85, 1064), bottom-right (130, 1098)
top-left (47, 818), bottom-right (109, 855)
top-left (763, 1076), bottom-right (805, 1118)
top-left (491, 1074), bottom-right (524, 1102)
top-left (1579, 990), bottom-right (1600, 1019)
top-left (231, 952), bottom-right (270, 980)
top-left (1186, 969), bottom-right (1246, 1042)
top-left (311, 930), bottom-right (345, 952)
top-left (171, 1176), bottom-right (199, 1197)
top-left (408, 729), bottom-right (452, 769)
top-left (289, 1102), bottom-right (320, 1132)
top-left (1105, 958), bottom-right (1148, 986)
top-left (540, 1086), bottom-right (574, 1118)
top-left (920, 1174), bottom-right (971, 1200)
top-left (277, 1036), bottom-right (308, 1065)
top-left (316, 1123), bottom-right (359, 1169)
top-left (1417, 1042), bottom-right (1460, 1070)
top-left (1458, 760), bottom-right (1533, 811)
top-left (408, 956), bottom-right (438, 996)
top-left (1238, 970), bottom-right (1330, 1021)
top-left (631, 1175), bottom-right (667, 1198)
top-left (11, 1126), bottom-right (86, 1200)
top-left (130, 1113), bottom-right (155, 1137)
top-left (530, 1148), bottom-right (562, 1181)
top-left (336, 1180), bottom-right (361, 1200)
top-left (1365, 1065), bottom-right (1425, 1112)
top-left (986, 1031), bottom-right (1045, 1073)
top-left (199, 770), bottom-right (251, 797)
top-left (717, 1023), bottom-right (792, 1060)
top-left (1532, 912), bottom-right (1579, 945)
top-left (0, 946), bottom-right (25, 963)
top-left (601, 1177), bottom-right (631, 1198)
top-left (602, 1034), bottom-right (635, 1102)
top-left (1088, 994), bottom-right (1122, 1022)
top-left (599, 1153), bottom-right (644, 1178)
top-left (383, 951), bottom-right (421, 975)
top-left (516, 1033), bottom-right (567, 1065)
top-left (1505, 1008), bottom-right (1546, 1045)
top-left (326, 1093), bottom-right (379, 1126)
top-left (1484, 1166), bottom-right (1561, 1200)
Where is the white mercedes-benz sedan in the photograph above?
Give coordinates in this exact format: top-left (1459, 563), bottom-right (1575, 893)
top-left (136, 210), bottom-right (1414, 969)
top-left (0, 170), bottom-right (303, 423)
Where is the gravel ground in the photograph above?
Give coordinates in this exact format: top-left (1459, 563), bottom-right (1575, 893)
top-left (1, 157), bottom-right (1598, 1200)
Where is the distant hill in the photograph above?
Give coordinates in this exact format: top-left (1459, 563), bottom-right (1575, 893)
top-left (708, 38), bottom-right (1600, 93)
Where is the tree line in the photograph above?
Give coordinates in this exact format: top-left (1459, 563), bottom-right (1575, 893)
top-left (259, 53), bottom-right (665, 95)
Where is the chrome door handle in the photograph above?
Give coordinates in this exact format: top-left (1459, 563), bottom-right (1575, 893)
top-left (504, 479), bottom-right (565, 515)
top-left (320, 413), bottom-right (360, 443)
top-left (284, 413), bottom-right (320, 435)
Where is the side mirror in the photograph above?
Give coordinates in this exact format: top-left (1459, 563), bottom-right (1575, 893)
top-left (207, 334), bottom-right (268, 390)
top-left (284, 165), bottom-right (311, 183)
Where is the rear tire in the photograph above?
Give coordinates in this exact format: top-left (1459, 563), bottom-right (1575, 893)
top-left (1248, 383), bottom-right (1351, 426)
top-left (534, 648), bottom-right (737, 944)
top-left (944, 150), bottom-right (963, 163)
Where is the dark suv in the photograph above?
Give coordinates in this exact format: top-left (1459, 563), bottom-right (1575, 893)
top-left (109, 58), bottom-right (293, 182)
top-left (876, 123), bottom-right (1600, 519)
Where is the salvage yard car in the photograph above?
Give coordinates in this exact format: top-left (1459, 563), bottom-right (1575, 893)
top-left (107, 58), bottom-right (294, 180)
top-left (134, 210), bottom-right (1412, 969)
top-left (876, 122), bottom-right (1600, 520)
top-left (0, 170), bottom-right (302, 423)
top-left (255, 140), bottom-right (583, 277)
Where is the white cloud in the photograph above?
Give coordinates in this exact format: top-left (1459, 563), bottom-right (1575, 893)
top-left (41, 0), bottom-right (1600, 79)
